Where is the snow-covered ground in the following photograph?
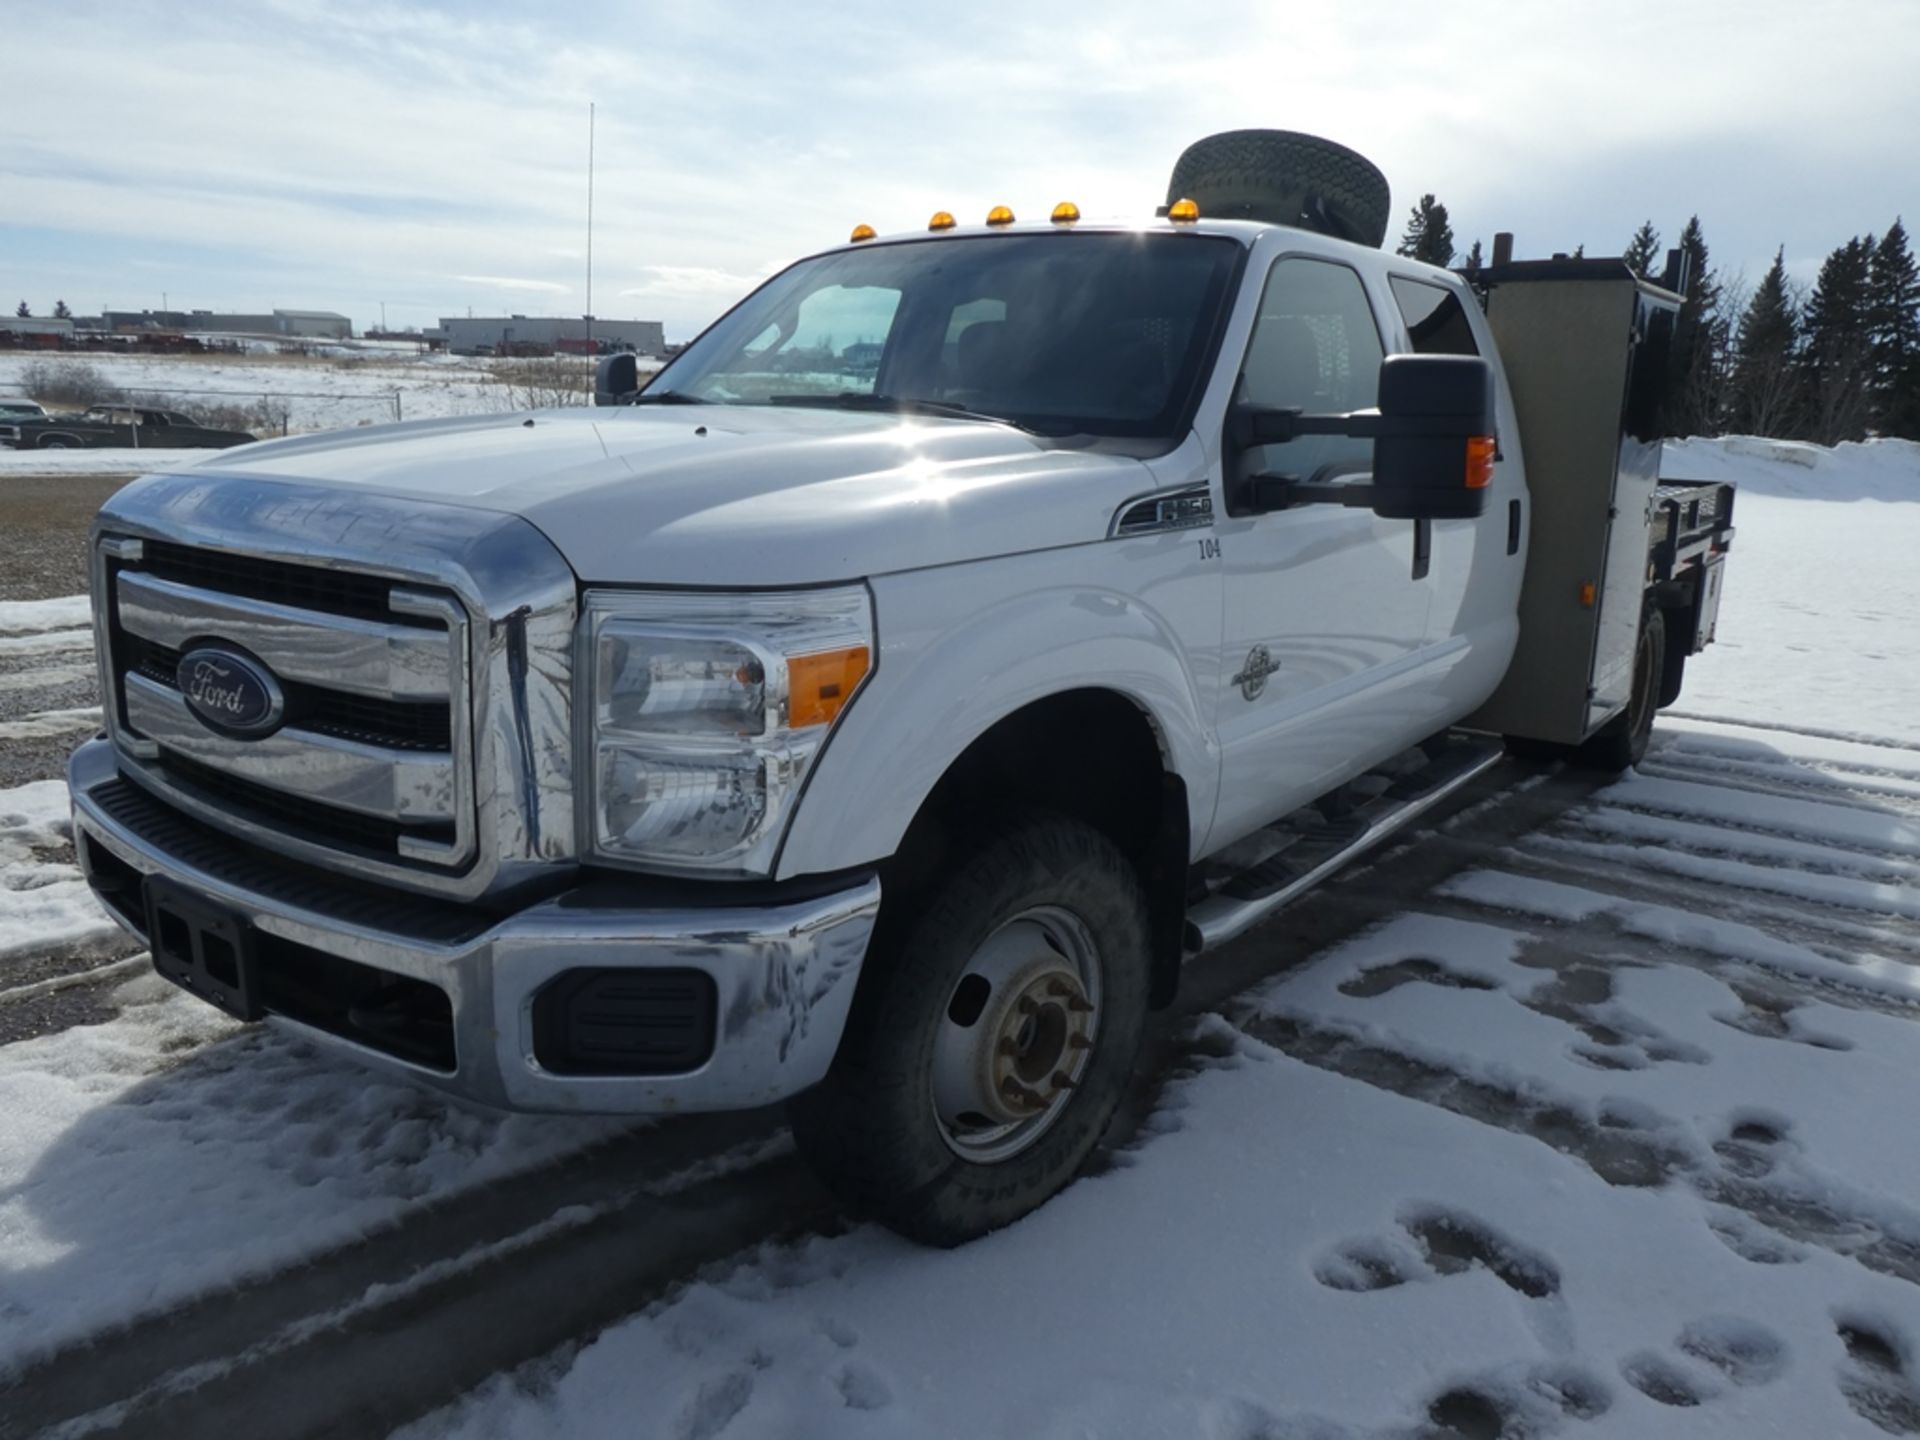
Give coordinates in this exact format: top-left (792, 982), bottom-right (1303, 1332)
top-left (0, 447), bottom-right (226, 477)
top-left (2, 436), bottom-right (1919, 1437)
top-left (0, 350), bottom-right (663, 438)
top-left (1663, 437), bottom-right (1920, 745)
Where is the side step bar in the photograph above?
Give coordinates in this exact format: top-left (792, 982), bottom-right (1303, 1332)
top-left (1184, 735), bottom-right (1505, 953)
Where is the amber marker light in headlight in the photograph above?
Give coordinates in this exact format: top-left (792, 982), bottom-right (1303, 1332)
top-left (581, 587), bottom-right (874, 876)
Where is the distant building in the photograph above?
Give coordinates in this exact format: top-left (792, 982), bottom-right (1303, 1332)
top-left (434, 315), bottom-right (666, 358)
top-left (95, 308), bottom-right (353, 340)
top-left (273, 310), bottom-right (354, 339)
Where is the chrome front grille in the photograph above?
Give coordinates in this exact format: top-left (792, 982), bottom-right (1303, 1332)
top-left (91, 472), bottom-right (582, 902)
top-left (100, 539), bottom-right (477, 876)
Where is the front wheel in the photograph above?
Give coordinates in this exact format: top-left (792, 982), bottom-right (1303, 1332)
top-left (789, 813), bottom-right (1152, 1246)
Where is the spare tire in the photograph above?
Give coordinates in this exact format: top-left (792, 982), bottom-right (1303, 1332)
top-left (1166, 130), bottom-right (1392, 249)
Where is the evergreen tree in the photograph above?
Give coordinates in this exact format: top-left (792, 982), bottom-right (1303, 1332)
top-left (1624, 221), bottom-right (1661, 279)
top-left (1726, 248), bottom-right (1800, 437)
top-left (1799, 235), bottom-right (1877, 443)
top-left (1462, 238), bottom-right (1483, 269)
top-left (1662, 216), bottom-right (1727, 436)
top-left (53, 299), bottom-right (71, 319)
top-left (13, 301), bottom-right (28, 319)
top-left (1572, 244), bottom-right (1586, 259)
top-left (1867, 219), bottom-right (1920, 438)
top-left (1396, 195), bottom-right (1455, 267)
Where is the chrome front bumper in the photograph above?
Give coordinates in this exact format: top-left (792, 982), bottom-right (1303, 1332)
top-left (69, 739), bottom-right (879, 1114)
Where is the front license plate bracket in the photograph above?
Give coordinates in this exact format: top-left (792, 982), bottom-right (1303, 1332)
top-left (145, 877), bottom-right (263, 1021)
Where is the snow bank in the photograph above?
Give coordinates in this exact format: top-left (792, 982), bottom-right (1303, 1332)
top-left (0, 447), bottom-right (222, 477)
top-left (1665, 435), bottom-right (1920, 501)
top-left (0, 594), bottom-right (92, 634)
top-left (0, 779), bottom-right (117, 968)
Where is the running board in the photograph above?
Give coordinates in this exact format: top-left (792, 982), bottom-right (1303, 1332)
top-left (1184, 735), bottom-right (1505, 953)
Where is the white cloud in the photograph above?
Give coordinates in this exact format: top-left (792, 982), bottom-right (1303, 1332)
top-left (3, 0), bottom-right (1917, 337)
top-left (455, 276), bottom-right (574, 295)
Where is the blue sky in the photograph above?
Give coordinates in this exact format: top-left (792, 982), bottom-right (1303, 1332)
top-left (4, 0), bottom-right (1916, 339)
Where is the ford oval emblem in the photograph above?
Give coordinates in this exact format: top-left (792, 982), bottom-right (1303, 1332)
top-left (175, 647), bottom-right (286, 738)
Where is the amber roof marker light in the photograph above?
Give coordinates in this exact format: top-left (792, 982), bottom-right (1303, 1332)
top-left (849, 223), bottom-right (877, 243)
top-left (1050, 202), bottom-right (1081, 224)
top-left (986, 205), bottom-right (1016, 226)
top-left (1167, 197), bottom-right (1200, 223)
top-left (928, 210), bottom-right (957, 231)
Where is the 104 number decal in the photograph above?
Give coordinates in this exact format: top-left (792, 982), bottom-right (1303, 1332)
top-left (1196, 537), bottom-right (1222, 561)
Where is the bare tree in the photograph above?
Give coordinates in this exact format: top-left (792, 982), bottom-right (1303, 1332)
top-left (491, 357), bottom-right (594, 410)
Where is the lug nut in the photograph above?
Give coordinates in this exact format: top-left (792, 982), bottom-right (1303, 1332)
top-left (1065, 997), bottom-right (1094, 1014)
top-left (1017, 996), bottom-right (1039, 1016)
top-left (1051, 1071), bottom-right (1077, 1091)
top-left (1068, 1034), bottom-right (1092, 1051)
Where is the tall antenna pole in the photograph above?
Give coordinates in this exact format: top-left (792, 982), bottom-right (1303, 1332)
top-left (585, 101), bottom-right (595, 353)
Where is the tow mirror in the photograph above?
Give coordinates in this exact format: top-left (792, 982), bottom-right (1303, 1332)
top-left (1226, 353), bottom-right (1497, 521)
top-left (1370, 354), bottom-right (1497, 520)
top-left (594, 352), bottom-right (641, 406)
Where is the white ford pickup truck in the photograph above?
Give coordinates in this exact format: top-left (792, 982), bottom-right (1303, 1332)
top-left (71, 132), bottom-right (1733, 1243)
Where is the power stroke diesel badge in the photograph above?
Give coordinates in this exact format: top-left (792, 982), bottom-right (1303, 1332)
top-left (175, 647), bottom-right (286, 738)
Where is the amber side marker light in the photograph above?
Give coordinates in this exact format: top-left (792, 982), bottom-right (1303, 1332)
top-left (929, 211), bottom-right (957, 231)
top-left (1167, 197), bottom-right (1200, 223)
top-left (849, 223), bottom-right (877, 243)
top-left (986, 205), bottom-right (1015, 226)
top-left (789, 646), bottom-right (872, 729)
top-left (1579, 582), bottom-right (1598, 609)
top-left (1051, 201), bottom-right (1081, 224)
top-left (1465, 435), bottom-right (1497, 489)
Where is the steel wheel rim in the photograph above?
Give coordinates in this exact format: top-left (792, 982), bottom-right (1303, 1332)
top-left (930, 905), bottom-right (1103, 1164)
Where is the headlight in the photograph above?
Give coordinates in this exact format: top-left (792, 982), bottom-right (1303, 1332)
top-left (582, 587), bottom-right (873, 875)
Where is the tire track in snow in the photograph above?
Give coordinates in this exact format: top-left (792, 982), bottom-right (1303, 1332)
top-left (1231, 1003), bottom-right (1920, 1291)
top-left (1665, 711), bottom-right (1920, 753)
top-left (1462, 845), bottom-right (1920, 978)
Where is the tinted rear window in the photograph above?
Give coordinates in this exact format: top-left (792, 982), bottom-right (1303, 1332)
top-left (1389, 276), bottom-right (1480, 357)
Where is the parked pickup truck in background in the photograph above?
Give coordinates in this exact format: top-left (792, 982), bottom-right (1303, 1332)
top-left (69, 130), bottom-right (1733, 1244)
top-left (3, 404), bottom-right (254, 449)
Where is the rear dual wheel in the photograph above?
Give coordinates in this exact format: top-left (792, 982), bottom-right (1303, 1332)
top-left (1576, 606), bottom-right (1666, 773)
top-left (1504, 605), bottom-right (1667, 774)
top-left (789, 814), bottom-right (1151, 1246)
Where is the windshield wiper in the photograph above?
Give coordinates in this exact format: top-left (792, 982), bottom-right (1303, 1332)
top-left (628, 390), bottom-right (705, 405)
top-left (768, 392), bottom-right (1058, 435)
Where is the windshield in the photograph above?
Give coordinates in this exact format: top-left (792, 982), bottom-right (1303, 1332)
top-left (647, 232), bottom-right (1242, 438)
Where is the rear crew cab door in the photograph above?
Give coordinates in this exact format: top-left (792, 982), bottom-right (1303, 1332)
top-left (1384, 272), bottom-right (1526, 658)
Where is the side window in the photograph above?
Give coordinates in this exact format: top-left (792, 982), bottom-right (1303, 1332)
top-left (1239, 257), bottom-right (1385, 484)
top-left (1389, 276), bottom-right (1481, 357)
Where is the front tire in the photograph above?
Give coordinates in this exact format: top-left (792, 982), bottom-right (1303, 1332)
top-left (789, 813), bottom-right (1152, 1246)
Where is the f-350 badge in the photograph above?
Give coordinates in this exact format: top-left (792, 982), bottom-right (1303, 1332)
top-left (1233, 645), bottom-right (1278, 701)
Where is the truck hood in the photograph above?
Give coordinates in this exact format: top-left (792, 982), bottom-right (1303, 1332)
top-left (187, 407), bottom-right (1154, 585)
